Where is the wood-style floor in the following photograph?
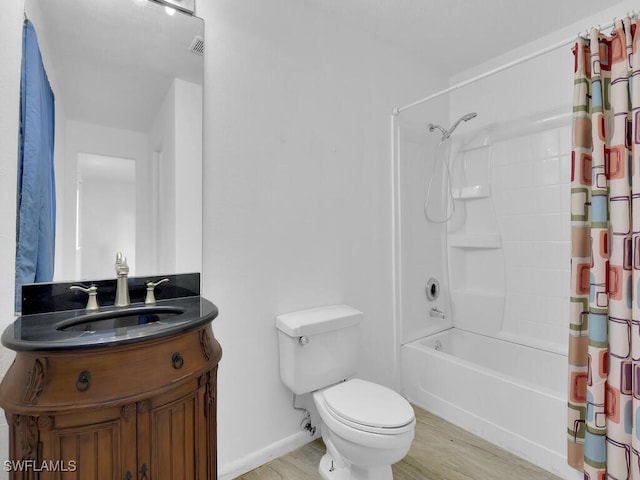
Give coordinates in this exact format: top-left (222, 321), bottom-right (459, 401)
top-left (235, 405), bottom-right (562, 480)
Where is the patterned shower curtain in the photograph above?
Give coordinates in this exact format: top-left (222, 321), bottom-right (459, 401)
top-left (568, 17), bottom-right (640, 478)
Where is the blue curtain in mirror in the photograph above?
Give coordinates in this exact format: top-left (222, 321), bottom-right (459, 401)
top-left (15, 19), bottom-right (56, 312)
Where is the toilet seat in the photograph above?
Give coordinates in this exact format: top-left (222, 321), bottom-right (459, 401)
top-left (318, 379), bottom-right (415, 435)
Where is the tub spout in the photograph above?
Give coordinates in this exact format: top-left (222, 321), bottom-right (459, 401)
top-left (430, 307), bottom-right (445, 319)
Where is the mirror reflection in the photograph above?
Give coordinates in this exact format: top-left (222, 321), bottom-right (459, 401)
top-left (23, 0), bottom-right (203, 283)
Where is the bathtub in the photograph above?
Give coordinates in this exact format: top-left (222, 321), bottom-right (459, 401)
top-left (401, 328), bottom-right (581, 480)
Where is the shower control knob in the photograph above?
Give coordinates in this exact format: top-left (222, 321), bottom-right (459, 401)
top-left (298, 336), bottom-right (310, 346)
top-left (425, 277), bottom-right (440, 301)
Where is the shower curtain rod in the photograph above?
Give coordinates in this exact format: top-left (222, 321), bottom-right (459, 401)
top-left (392, 19), bottom-right (618, 115)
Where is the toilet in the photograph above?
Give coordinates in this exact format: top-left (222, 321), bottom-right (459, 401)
top-left (276, 305), bottom-right (415, 480)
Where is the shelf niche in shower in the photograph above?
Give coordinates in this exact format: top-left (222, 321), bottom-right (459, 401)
top-left (452, 184), bottom-right (491, 200)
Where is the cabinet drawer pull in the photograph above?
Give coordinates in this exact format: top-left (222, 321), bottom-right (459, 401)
top-left (76, 370), bottom-right (91, 392)
top-left (124, 472), bottom-right (133, 480)
top-left (140, 464), bottom-right (149, 479)
top-left (172, 352), bottom-right (184, 369)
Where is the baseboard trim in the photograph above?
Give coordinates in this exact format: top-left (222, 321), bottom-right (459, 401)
top-left (218, 430), bottom-right (320, 480)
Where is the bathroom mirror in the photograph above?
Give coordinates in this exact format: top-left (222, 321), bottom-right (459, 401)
top-left (22, 0), bottom-right (203, 283)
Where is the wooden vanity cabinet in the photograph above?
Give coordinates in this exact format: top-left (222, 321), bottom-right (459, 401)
top-left (0, 323), bottom-right (221, 480)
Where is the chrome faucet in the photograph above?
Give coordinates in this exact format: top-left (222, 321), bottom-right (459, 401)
top-left (114, 252), bottom-right (130, 307)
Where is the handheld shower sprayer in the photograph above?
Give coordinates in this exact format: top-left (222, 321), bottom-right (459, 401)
top-left (424, 111), bottom-right (478, 223)
top-left (428, 112), bottom-right (477, 140)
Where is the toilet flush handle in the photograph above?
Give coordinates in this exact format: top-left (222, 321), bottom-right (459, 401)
top-left (298, 336), bottom-right (309, 346)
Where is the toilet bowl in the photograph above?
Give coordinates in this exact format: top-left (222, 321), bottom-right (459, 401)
top-left (313, 378), bottom-right (415, 480)
top-left (276, 305), bottom-right (416, 480)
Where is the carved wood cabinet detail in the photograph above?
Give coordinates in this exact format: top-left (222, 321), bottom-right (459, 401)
top-left (0, 324), bottom-right (222, 480)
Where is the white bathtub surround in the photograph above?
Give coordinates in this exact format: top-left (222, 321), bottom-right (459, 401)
top-left (446, 111), bottom-right (572, 348)
top-left (402, 329), bottom-right (581, 480)
top-left (394, 106), bottom-right (572, 348)
top-left (394, 110), bottom-right (572, 478)
top-left (392, 94), bottom-right (574, 480)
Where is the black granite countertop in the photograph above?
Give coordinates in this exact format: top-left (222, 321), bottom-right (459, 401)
top-left (2, 296), bottom-right (218, 352)
top-left (20, 273), bottom-right (201, 315)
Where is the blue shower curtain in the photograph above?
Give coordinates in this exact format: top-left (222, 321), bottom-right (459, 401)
top-left (15, 19), bottom-right (56, 312)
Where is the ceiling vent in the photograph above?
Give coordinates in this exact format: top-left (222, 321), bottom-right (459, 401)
top-left (189, 36), bottom-right (204, 56)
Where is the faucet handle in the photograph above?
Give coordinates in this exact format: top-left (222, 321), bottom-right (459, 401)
top-left (70, 285), bottom-right (99, 311)
top-left (145, 278), bottom-right (169, 305)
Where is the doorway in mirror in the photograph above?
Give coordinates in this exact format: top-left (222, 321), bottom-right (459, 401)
top-left (75, 154), bottom-right (136, 280)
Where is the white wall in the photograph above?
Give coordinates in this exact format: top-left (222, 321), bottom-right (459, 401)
top-left (198, 0), bottom-right (446, 476)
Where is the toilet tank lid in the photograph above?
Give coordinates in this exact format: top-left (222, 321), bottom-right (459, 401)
top-left (276, 305), bottom-right (362, 337)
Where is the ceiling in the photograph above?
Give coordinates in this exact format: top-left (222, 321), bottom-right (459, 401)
top-left (25, 0), bottom-right (203, 132)
top-left (301, 0), bottom-right (630, 75)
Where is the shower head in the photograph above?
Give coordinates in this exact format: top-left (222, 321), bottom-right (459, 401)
top-left (460, 112), bottom-right (478, 122)
top-left (446, 112), bottom-right (478, 138)
top-left (428, 112), bottom-right (478, 140)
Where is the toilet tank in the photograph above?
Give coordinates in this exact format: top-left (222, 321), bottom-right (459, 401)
top-left (276, 305), bottom-right (362, 395)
